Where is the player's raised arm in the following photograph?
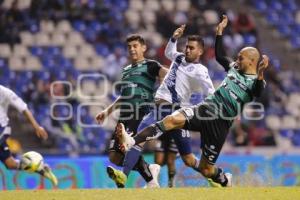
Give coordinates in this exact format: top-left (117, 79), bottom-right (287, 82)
top-left (95, 96), bottom-right (121, 124)
top-left (165, 24), bottom-right (186, 61)
top-left (253, 55), bottom-right (269, 97)
top-left (215, 15), bottom-right (232, 72)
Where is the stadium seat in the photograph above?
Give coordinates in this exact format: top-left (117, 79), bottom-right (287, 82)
top-left (66, 31), bottom-right (85, 46)
top-left (265, 115), bottom-right (281, 131)
top-left (20, 31), bottom-right (34, 46)
top-left (56, 20), bottom-right (72, 34)
top-left (176, 0), bottom-right (191, 12)
top-left (52, 33), bottom-right (66, 46)
top-left (161, 0), bottom-right (175, 12)
top-left (9, 56), bottom-right (24, 71)
top-left (74, 57), bottom-right (90, 71)
top-left (40, 20), bottom-right (55, 34)
top-left (35, 32), bottom-right (51, 46)
top-left (63, 45), bottom-right (78, 59)
top-left (25, 56), bottom-right (42, 71)
top-left (72, 20), bottom-right (87, 32)
top-left (281, 115), bottom-right (297, 130)
top-left (145, 0), bottom-right (160, 11)
top-left (0, 44), bottom-right (11, 58)
top-left (129, 0), bottom-right (143, 11)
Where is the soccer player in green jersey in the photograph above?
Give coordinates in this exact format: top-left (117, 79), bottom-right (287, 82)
top-left (117, 15), bottom-right (269, 187)
top-left (96, 34), bottom-right (168, 188)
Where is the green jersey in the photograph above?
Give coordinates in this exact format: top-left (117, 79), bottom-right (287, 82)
top-left (119, 59), bottom-right (161, 118)
top-left (205, 66), bottom-right (258, 117)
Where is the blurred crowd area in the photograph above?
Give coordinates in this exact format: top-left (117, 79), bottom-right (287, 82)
top-left (0, 0), bottom-right (300, 155)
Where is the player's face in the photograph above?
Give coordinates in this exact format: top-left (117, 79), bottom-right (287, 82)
top-left (236, 51), bottom-right (251, 72)
top-left (185, 41), bottom-right (203, 63)
top-left (127, 40), bottom-right (146, 63)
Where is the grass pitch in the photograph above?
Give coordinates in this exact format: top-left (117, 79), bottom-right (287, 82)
top-left (1, 187), bottom-right (299, 200)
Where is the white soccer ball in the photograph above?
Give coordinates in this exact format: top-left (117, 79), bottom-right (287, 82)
top-left (21, 151), bottom-right (44, 173)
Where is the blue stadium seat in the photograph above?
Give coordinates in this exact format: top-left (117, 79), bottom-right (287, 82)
top-left (30, 46), bottom-right (44, 56)
top-left (291, 131), bottom-right (300, 146)
top-left (266, 12), bottom-right (280, 25)
top-left (83, 29), bottom-right (97, 42)
top-left (269, 1), bottom-right (283, 11)
top-left (290, 36), bottom-right (300, 49)
top-left (279, 129), bottom-right (294, 138)
top-left (72, 20), bottom-right (87, 32)
top-left (253, 0), bottom-right (267, 11)
top-left (277, 25), bottom-right (291, 37)
top-left (243, 34), bottom-right (257, 46)
top-left (95, 44), bottom-right (110, 56)
top-left (46, 46), bottom-right (61, 56)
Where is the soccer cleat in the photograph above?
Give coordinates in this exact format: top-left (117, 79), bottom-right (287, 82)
top-left (168, 176), bottom-right (175, 188)
top-left (207, 178), bottom-right (222, 188)
top-left (225, 173), bottom-right (233, 187)
top-left (107, 166), bottom-right (127, 188)
top-left (207, 172), bottom-right (232, 187)
top-left (42, 164), bottom-right (58, 186)
top-left (144, 164), bottom-right (161, 188)
top-left (116, 123), bottom-right (135, 152)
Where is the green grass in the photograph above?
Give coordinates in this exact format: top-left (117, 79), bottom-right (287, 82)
top-left (1, 187), bottom-right (300, 200)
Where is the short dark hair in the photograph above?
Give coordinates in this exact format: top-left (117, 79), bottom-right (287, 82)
top-left (126, 34), bottom-right (146, 45)
top-left (187, 35), bottom-right (204, 49)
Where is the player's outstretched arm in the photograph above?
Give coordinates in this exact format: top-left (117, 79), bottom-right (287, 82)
top-left (165, 24), bottom-right (186, 61)
top-left (95, 96), bottom-right (121, 124)
top-left (215, 15), bottom-right (231, 72)
top-left (23, 109), bottom-right (48, 140)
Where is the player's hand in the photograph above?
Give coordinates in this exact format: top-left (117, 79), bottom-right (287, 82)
top-left (95, 110), bottom-right (108, 124)
top-left (35, 126), bottom-right (48, 140)
top-left (216, 15), bottom-right (228, 35)
top-left (257, 55), bottom-right (269, 80)
top-left (172, 24), bottom-right (186, 40)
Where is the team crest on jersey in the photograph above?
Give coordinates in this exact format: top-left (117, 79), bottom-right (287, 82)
top-left (187, 66), bottom-right (194, 72)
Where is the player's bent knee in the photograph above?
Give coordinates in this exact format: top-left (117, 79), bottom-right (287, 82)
top-left (164, 114), bottom-right (185, 129)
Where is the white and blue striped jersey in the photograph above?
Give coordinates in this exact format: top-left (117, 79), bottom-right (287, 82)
top-left (155, 39), bottom-right (215, 106)
top-left (0, 85), bottom-right (27, 138)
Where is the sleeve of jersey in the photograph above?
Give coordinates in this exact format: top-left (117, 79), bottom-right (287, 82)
top-left (147, 61), bottom-right (162, 77)
top-left (215, 35), bottom-right (232, 72)
top-left (197, 69), bottom-right (215, 96)
top-left (252, 79), bottom-right (266, 98)
top-left (5, 88), bottom-right (28, 113)
top-left (164, 38), bottom-right (182, 61)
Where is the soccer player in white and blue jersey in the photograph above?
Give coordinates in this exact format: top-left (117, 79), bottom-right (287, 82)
top-left (0, 85), bottom-right (58, 186)
top-left (108, 25), bottom-right (215, 187)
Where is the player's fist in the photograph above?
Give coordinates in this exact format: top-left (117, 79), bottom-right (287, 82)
top-left (216, 15), bottom-right (228, 34)
top-left (258, 55), bottom-right (269, 71)
top-left (35, 126), bottom-right (48, 140)
top-left (95, 110), bottom-right (108, 124)
top-left (172, 24), bottom-right (186, 40)
top-left (258, 55), bottom-right (269, 80)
